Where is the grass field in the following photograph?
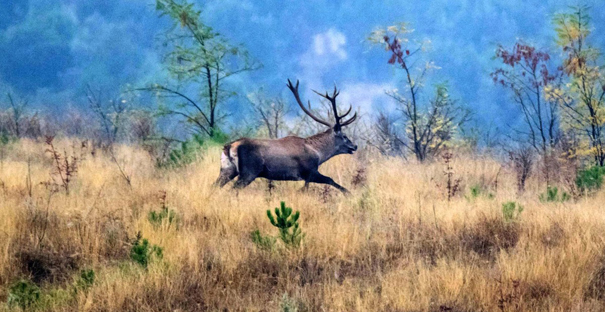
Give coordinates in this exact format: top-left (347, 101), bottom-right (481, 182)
top-left (2, 138), bottom-right (605, 311)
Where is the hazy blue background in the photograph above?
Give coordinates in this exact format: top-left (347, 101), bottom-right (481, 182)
top-left (1, 0), bottom-right (604, 129)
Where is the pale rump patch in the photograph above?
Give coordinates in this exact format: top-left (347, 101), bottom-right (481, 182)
top-left (221, 141), bottom-right (241, 173)
top-left (220, 151), bottom-right (235, 170)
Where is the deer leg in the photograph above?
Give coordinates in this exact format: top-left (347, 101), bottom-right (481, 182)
top-left (298, 181), bottom-right (310, 193)
top-left (309, 173), bottom-right (350, 194)
top-left (213, 167), bottom-right (238, 188)
top-left (232, 167), bottom-right (261, 190)
top-left (233, 175), bottom-right (257, 189)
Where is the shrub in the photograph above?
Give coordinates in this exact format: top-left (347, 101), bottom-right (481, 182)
top-left (467, 184), bottom-right (495, 200)
top-left (266, 202), bottom-right (303, 247)
top-left (130, 232), bottom-right (163, 268)
top-left (576, 165), bottom-right (605, 193)
top-left (250, 229), bottom-right (276, 251)
top-left (279, 293), bottom-right (299, 312)
top-left (148, 207), bottom-right (178, 229)
top-left (164, 134), bottom-right (205, 167)
top-left (539, 186), bottom-right (570, 202)
top-left (0, 131), bottom-right (14, 146)
top-left (160, 131), bottom-right (230, 168)
top-left (502, 201), bottom-right (523, 222)
top-left (7, 279), bottom-right (41, 310)
top-left (45, 136), bottom-right (79, 194)
top-left (74, 269), bottom-right (95, 293)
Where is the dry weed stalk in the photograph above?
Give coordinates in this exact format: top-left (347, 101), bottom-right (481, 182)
top-left (509, 148), bottom-right (533, 193)
top-left (442, 151), bottom-right (462, 202)
top-left (44, 136), bottom-right (78, 195)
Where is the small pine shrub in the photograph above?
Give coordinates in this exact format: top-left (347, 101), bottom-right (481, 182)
top-left (267, 202), bottom-right (303, 247)
top-left (7, 279), bottom-right (41, 310)
top-left (576, 166), bottom-right (605, 193)
top-left (0, 131), bottom-right (14, 146)
top-left (250, 229), bottom-right (276, 251)
top-left (279, 293), bottom-right (299, 312)
top-left (130, 232), bottom-right (163, 268)
top-left (539, 186), bottom-right (570, 202)
top-left (159, 130), bottom-right (230, 168)
top-left (469, 185), bottom-right (481, 198)
top-left (74, 269), bottom-right (95, 293)
top-left (467, 184), bottom-right (495, 200)
top-left (164, 134), bottom-right (205, 167)
top-left (148, 207), bottom-right (177, 229)
top-left (502, 201), bottom-right (524, 222)
top-left (208, 129), bottom-right (230, 146)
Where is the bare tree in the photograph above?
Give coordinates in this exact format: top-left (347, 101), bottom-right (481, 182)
top-left (509, 146), bottom-right (534, 192)
top-left (86, 85), bottom-right (129, 144)
top-left (85, 85), bottom-right (131, 186)
top-left (7, 93), bottom-right (27, 138)
top-left (247, 90), bottom-right (291, 139)
top-left (129, 110), bottom-right (156, 143)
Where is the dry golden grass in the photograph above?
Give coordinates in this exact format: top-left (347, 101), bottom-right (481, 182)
top-left (2, 138), bottom-right (605, 311)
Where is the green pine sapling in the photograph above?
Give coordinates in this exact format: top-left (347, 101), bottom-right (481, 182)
top-left (267, 201), bottom-right (303, 247)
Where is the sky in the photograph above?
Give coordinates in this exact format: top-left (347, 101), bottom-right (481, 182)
top-left (1, 0), bottom-right (604, 131)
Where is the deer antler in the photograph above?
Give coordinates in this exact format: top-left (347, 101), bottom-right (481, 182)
top-left (287, 79), bottom-right (358, 131)
top-left (287, 79), bottom-right (331, 127)
top-left (312, 84), bottom-right (357, 131)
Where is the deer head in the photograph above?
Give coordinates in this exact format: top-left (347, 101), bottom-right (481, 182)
top-left (287, 79), bottom-right (358, 154)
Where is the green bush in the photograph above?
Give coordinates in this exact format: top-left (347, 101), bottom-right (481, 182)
top-left (250, 229), bottom-right (276, 251)
top-left (130, 233), bottom-right (163, 268)
top-left (502, 201), bottom-right (523, 222)
top-left (279, 293), bottom-right (299, 312)
top-left (159, 130), bottom-right (230, 168)
top-left (0, 131), bottom-right (12, 146)
top-left (162, 134), bottom-right (205, 168)
top-left (208, 129), bottom-right (230, 146)
top-left (148, 206), bottom-right (178, 229)
top-left (267, 202), bottom-right (303, 247)
top-left (74, 269), bottom-right (95, 293)
top-left (576, 165), bottom-right (605, 193)
top-left (539, 186), bottom-right (570, 202)
top-left (7, 279), bottom-right (41, 310)
top-left (467, 184), bottom-right (495, 200)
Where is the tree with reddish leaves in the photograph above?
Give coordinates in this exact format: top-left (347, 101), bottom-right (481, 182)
top-left (491, 41), bottom-right (563, 184)
top-left (368, 24), bottom-right (470, 162)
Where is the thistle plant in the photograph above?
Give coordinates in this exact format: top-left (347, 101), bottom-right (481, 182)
top-left (267, 202), bottom-right (303, 247)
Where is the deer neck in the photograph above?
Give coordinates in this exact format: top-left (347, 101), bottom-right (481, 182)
top-left (305, 129), bottom-right (338, 164)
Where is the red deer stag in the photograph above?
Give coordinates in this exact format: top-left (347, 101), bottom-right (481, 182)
top-left (214, 79), bottom-right (358, 193)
